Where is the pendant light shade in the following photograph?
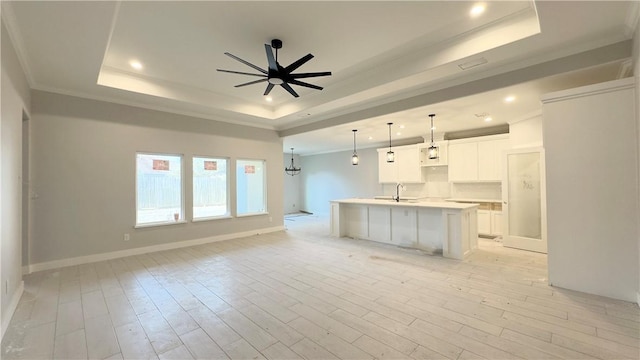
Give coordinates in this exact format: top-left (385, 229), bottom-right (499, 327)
top-left (428, 114), bottom-right (438, 160)
top-left (351, 129), bottom-right (359, 165)
top-left (386, 122), bottom-right (395, 163)
top-left (285, 147), bottom-right (301, 176)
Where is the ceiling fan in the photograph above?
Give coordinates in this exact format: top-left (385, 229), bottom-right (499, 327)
top-left (217, 39), bottom-right (331, 98)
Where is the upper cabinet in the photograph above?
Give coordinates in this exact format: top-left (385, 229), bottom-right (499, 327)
top-left (419, 141), bottom-right (448, 167)
top-left (448, 135), bottom-right (509, 182)
top-left (377, 144), bottom-right (424, 183)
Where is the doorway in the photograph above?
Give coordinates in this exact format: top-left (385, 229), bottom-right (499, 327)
top-left (502, 147), bottom-right (547, 253)
top-left (22, 111), bottom-right (30, 272)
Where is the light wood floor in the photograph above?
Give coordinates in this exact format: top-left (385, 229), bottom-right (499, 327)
top-left (2, 215), bottom-right (638, 359)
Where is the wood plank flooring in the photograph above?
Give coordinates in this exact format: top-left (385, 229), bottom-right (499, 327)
top-left (2, 215), bottom-right (638, 359)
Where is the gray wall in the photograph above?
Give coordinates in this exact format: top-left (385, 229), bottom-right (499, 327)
top-left (1, 19), bottom-right (31, 335)
top-left (300, 147), bottom-right (382, 215)
top-left (29, 90), bottom-right (284, 266)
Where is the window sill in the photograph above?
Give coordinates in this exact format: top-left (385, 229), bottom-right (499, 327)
top-left (193, 215), bottom-right (233, 222)
top-left (237, 212), bottom-right (269, 218)
top-left (135, 220), bottom-right (188, 229)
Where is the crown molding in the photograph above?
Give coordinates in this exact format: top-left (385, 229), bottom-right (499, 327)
top-left (1, 2), bottom-right (35, 86)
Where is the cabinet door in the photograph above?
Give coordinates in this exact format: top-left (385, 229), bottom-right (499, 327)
top-left (396, 146), bottom-right (423, 183)
top-left (448, 142), bottom-right (478, 181)
top-left (344, 205), bottom-right (368, 239)
top-left (477, 210), bottom-right (491, 234)
top-left (478, 139), bottom-right (509, 181)
top-left (491, 211), bottom-right (503, 236)
top-left (378, 150), bottom-right (398, 183)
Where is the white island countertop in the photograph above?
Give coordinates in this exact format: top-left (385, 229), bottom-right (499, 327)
top-left (331, 198), bottom-right (478, 210)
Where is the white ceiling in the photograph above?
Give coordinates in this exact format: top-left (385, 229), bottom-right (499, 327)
top-left (2, 1), bottom-right (638, 155)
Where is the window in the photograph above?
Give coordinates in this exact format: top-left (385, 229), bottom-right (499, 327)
top-left (236, 159), bottom-right (267, 216)
top-left (193, 156), bottom-right (229, 220)
top-left (136, 153), bottom-right (183, 226)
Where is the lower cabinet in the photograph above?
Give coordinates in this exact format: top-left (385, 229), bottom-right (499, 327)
top-left (476, 202), bottom-right (502, 236)
top-left (477, 210), bottom-right (491, 235)
top-left (491, 211), bottom-right (503, 236)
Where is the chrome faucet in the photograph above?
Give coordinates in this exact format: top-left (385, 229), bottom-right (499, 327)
top-left (393, 183), bottom-right (405, 202)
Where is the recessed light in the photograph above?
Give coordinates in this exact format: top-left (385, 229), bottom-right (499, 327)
top-left (396, 132), bottom-right (401, 136)
top-left (129, 60), bottom-right (143, 70)
top-left (504, 95), bottom-right (516, 103)
top-left (431, 126), bottom-right (436, 130)
top-left (399, 125), bottom-right (405, 129)
top-left (470, 4), bottom-right (485, 17)
top-left (368, 136), bottom-right (373, 140)
top-left (484, 117), bottom-right (492, 122)
top-left (265, 96), bottom-right (273, 102)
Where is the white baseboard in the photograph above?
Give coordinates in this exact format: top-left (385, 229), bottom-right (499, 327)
top-left (1, 280), bottom-right (24, 341)
top-left (25, 226), bottom-right (285, 274)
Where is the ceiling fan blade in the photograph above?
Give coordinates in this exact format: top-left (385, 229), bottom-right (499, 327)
top-left (290, 71), bottom-right (332, 79)
top-left (284, 53), bottom-right (314, 73)
top-left (264, 44), bottom-right (278, 72)
top-left (234, 78), bottom-right (267, 88)
top-left (217, 69), bottom-right (267, 77)
top-left (264, 83), bottom-right (275, 96)
top-left (280, 82), bottom-right (299, 98)
top-left (288, 79), bottom-right (323, 91)
top-left (224, 52), bottom-right (267, 74)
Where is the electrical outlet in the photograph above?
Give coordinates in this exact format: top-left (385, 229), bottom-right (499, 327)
top-left (124, 233), bottom-right (130, 241)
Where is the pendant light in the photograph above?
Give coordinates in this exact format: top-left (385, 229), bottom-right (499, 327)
top-left (386, 122), bottom-right (395, 162)
top-left (428, 114), bottom-right (439, 160)
top-left (285, 147), bottom-right (301, 176)
top-left (351, 129), bottom-right (359, 165)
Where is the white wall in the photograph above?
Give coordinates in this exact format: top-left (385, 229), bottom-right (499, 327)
top-left (509, 113), bottom-right (543, 149)
top-left (542, 78), bottom-right (639, 302)
top-left (300, 148), bottom-right (382, 215)
top-left (29, 90), bottom-right (284, 268)
top-left (1, 18), bottom-right (30, 337)
top-left (283, 153), bottom-right (301, 214)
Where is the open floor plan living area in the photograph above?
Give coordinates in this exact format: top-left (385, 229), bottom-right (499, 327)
top-left (1, 1), bottom-right (639, 359)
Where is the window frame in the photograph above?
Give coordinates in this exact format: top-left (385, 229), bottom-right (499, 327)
top-left (134, 151), bottom-right (185, 228)
top-left (236, 158), bottom-right (268, 217)
top-left (192, 155), bottom-right (231, 222)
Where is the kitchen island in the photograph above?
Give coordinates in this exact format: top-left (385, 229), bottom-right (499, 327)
top-left (330, 198), bottom-right (478, 260)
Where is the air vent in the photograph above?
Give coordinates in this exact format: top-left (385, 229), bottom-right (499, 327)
top-left (474, 112), bottom-right (490, 118)
top-left (458, 57), bottom-right (488, 70)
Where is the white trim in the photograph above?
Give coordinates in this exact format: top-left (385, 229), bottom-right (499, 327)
top-left (446, 133), bottom-right (509, 146)
top-left (541, 78), bottom-right (635, 104)
top-left (0, 2), bottom-right (35, 86)
top-left (624, 0), bottom-right (640, 38)
top-left (637, 291), bottom-right (640, 307)
top-left (24, 226), bottom-right (285, 274)
top-left (1, 281), bottom-right (24, 341)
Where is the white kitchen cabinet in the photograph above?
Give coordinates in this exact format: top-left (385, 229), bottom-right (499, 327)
top-left (343, 205), bottom-right (368, 239)
top-left (391, 207), bottom-right (417, 247)
top-left (491, 211), bottom-right (503, 236)
top-left (477, 210), bottom-right (491, 235)
top-left (448, 142), bottom-right (478, 181)
top-left (448, 135), bottom-right (509, 182)
top-left (478, 139), bottom-right (509, 181)
top-left (377, 149), bottom-right (398, 183)
top-left (419, 141), bottom-right (448, 167)
top-left (377, 144), bottom-right (424, 183)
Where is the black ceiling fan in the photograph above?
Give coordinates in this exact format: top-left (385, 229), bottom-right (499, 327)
top-left (217, 39), bottom-right (331, 98)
